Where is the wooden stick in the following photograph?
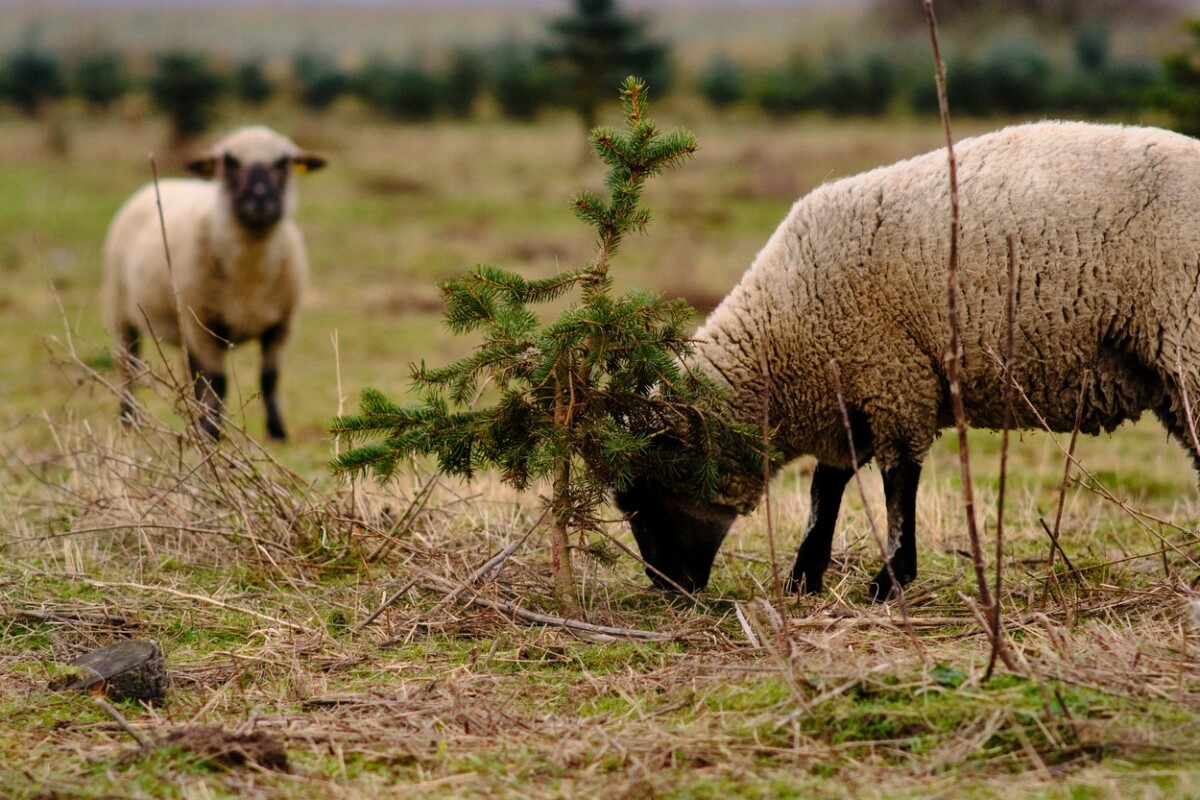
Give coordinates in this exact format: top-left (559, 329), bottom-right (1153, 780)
top-left (62, 575), bottom-right (305, 633)
top-left (94, 696), bottom-right (152, 749)
top-left (757, 339), bottom-right (783, 606)
top-left (379, 572), bottom-right (671, 644)
top-left (150, 156), bottom-right (195, 427)
top-left (455, 593), bottom-right (671, 642)
top-left (1040, 372), bottom-right (1091, 608)
top-left (984, 233), bottom-right (1018, 681)
top-left (922, 0), bottom-right (1016, 672)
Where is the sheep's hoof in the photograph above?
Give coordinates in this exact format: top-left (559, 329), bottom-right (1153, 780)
top-left (867, 565), bottom-right (915, 603)
top-left (785, 572), bottom-right (823, 595)
top-left (867, 574), bottom-right (894, 603)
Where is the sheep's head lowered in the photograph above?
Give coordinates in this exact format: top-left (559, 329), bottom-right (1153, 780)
top-left (187, 126), bottom-right (326, 232)
top-left (614, 478), bottom-right (739, 593)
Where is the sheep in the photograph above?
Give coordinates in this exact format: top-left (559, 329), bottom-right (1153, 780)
top-left (102, 125), bottom-right (326, 440)
top-left (615, 120), bottom-right (1200, 601)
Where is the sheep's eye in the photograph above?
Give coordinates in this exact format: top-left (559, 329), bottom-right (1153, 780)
top-left (223, 153), bottom-right (241, 171)
top-left (274, 156), bottom-right (290, 171)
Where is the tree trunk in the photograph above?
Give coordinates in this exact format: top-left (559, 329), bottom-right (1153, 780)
top-left (551, 381), bottom-right (583, 620)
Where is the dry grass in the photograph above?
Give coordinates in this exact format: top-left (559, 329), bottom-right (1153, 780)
top-left (4, 335), bottom-right (1200, 798)
top-left (2, 107), bottom-right (1200, 797)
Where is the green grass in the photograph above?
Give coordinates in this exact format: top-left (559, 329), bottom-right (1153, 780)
top-left (3, 100), bottom-right (1200, 799)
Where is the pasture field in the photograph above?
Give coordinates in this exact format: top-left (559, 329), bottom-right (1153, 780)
top-left (2, 104), bottom-right (1200, 798)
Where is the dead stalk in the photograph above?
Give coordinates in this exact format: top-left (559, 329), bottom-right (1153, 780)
top-left (377, 572), bottom-right (670, 643)
top-left (924, 0), bottom-right (1016, 672)
top-left (150, 157), bottom-right (193, 419)
top-left (52, 574), bottom-right (307, 632)
top-left (94, 696), bottom-right (152, 749)
top-left (984, 234), bottom-right (1018, 681)
top-left (365, 472), bottom-right (440, 564)
top-left (757, 340), bottom-right (783, 607)
top-left (1042, 371), bottom-right (1091, 606)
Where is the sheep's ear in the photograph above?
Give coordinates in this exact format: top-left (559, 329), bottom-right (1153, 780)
top-left (186, 155), bottom-right (219, 179)
top-left (292, 153), bottom-right (327, 174)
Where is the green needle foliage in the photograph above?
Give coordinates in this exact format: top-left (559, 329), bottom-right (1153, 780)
top-left (332, 77), bottom-right (763, 613)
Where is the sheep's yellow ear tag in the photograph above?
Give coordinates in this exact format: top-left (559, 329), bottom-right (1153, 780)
top-left (293, 154), bottom-right (327, 174)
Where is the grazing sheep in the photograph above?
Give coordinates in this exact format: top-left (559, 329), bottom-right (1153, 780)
top-left (616, 121), bottom-right (1200, 600)
top-left (102, 125), bottom-right (326, 440)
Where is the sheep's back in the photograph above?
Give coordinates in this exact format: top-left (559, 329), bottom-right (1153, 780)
top-left (696, 121), bottom-right (1200, 461)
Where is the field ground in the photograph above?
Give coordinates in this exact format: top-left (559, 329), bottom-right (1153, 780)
top-left (3, 104), bottom-right (1200, 798)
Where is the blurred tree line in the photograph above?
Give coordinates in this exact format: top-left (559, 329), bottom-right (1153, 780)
top-left (3, 0), bottom-right (1200, 143)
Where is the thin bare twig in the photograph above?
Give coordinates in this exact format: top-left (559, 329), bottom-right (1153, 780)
top-left (456, 593), bottom-right (671, 642)
top-left (365, 472), bottom-right (441, 564)
top-left (16, 609), bottom-right (134, 628)
top-left (1173, 359), bottom-right (1200, 464)
top-left (995, 365), bottom-right (1200, 573)
top-left (1037, 518), bottom-right (1081, 579)
top-left (425, 514), bottom-right (542, 618)
top-left (386, 573), bottom-right (671, 643)
top-left (923, 0), bottom-right (1016, 673)
top-left (757, 339), bottom-right (783, 606)
top-left (1042, 371), bottom-right (1091, 605)
top-left (52, 573), bottom-right (306, 633)
top-left (94, 696), bottom-right (152, 749)
top-left (150, 156), bottom-right (193, 416)
top-left (984, 233), bottom-right (1018, 681)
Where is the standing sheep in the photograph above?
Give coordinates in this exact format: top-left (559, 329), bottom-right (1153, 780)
top-left (616, 121), bottom-right (1200, 600)
top-left (102, 125), bottom-right (326, 440)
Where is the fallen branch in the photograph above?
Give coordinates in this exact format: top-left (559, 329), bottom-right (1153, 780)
top-left (377, 571), bottom-right (671, 643)
top-left (94, 696), bottom-right (152, 750)
top-left (355, 511), bottom-right (544, 633)
top-left (454, 592), bottom-right (672, 642)
top-left (17, 609), bottom-right (135, 628)
top-left (45, 571), bottom-right (306, 633)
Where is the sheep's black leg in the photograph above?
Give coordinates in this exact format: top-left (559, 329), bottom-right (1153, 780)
top-left (787, 462), bottom-right (854, 594)
top-left (188, 353), bottom-right (226, 441)
top-left (260, 323), bottom-right (288, 441)
top-left (117, 325), bottom-right (141, 424)
top-left (868, 455), bottom-right (921, 602)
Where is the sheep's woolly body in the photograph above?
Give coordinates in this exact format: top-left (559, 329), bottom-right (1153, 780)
top-left (102, 178), bottom-right (307, 348)
top-left (695, 121), bottom-right (1200, 512)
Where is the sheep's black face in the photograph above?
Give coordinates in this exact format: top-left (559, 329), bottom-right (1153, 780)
top-left (224, 154), bottom-right (290, 231)
top-left (614, 477), bottom-right (738, 593)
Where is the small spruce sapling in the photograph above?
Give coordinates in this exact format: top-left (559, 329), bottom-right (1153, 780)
top-left (332, 77), bottom-right (764, 618)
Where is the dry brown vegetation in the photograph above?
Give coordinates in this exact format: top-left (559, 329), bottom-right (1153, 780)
top-left (2, 104), bottom-right (1200, 797)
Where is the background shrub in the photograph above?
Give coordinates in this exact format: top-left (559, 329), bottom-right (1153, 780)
top-left (698, 55), bottom-right (745, 110)
top-left (232, 59), bottom-right (276, 107)
top-left (0, 44), bottom-right (67, 117)
top-left (147, 51), bottom-right (226, 144)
